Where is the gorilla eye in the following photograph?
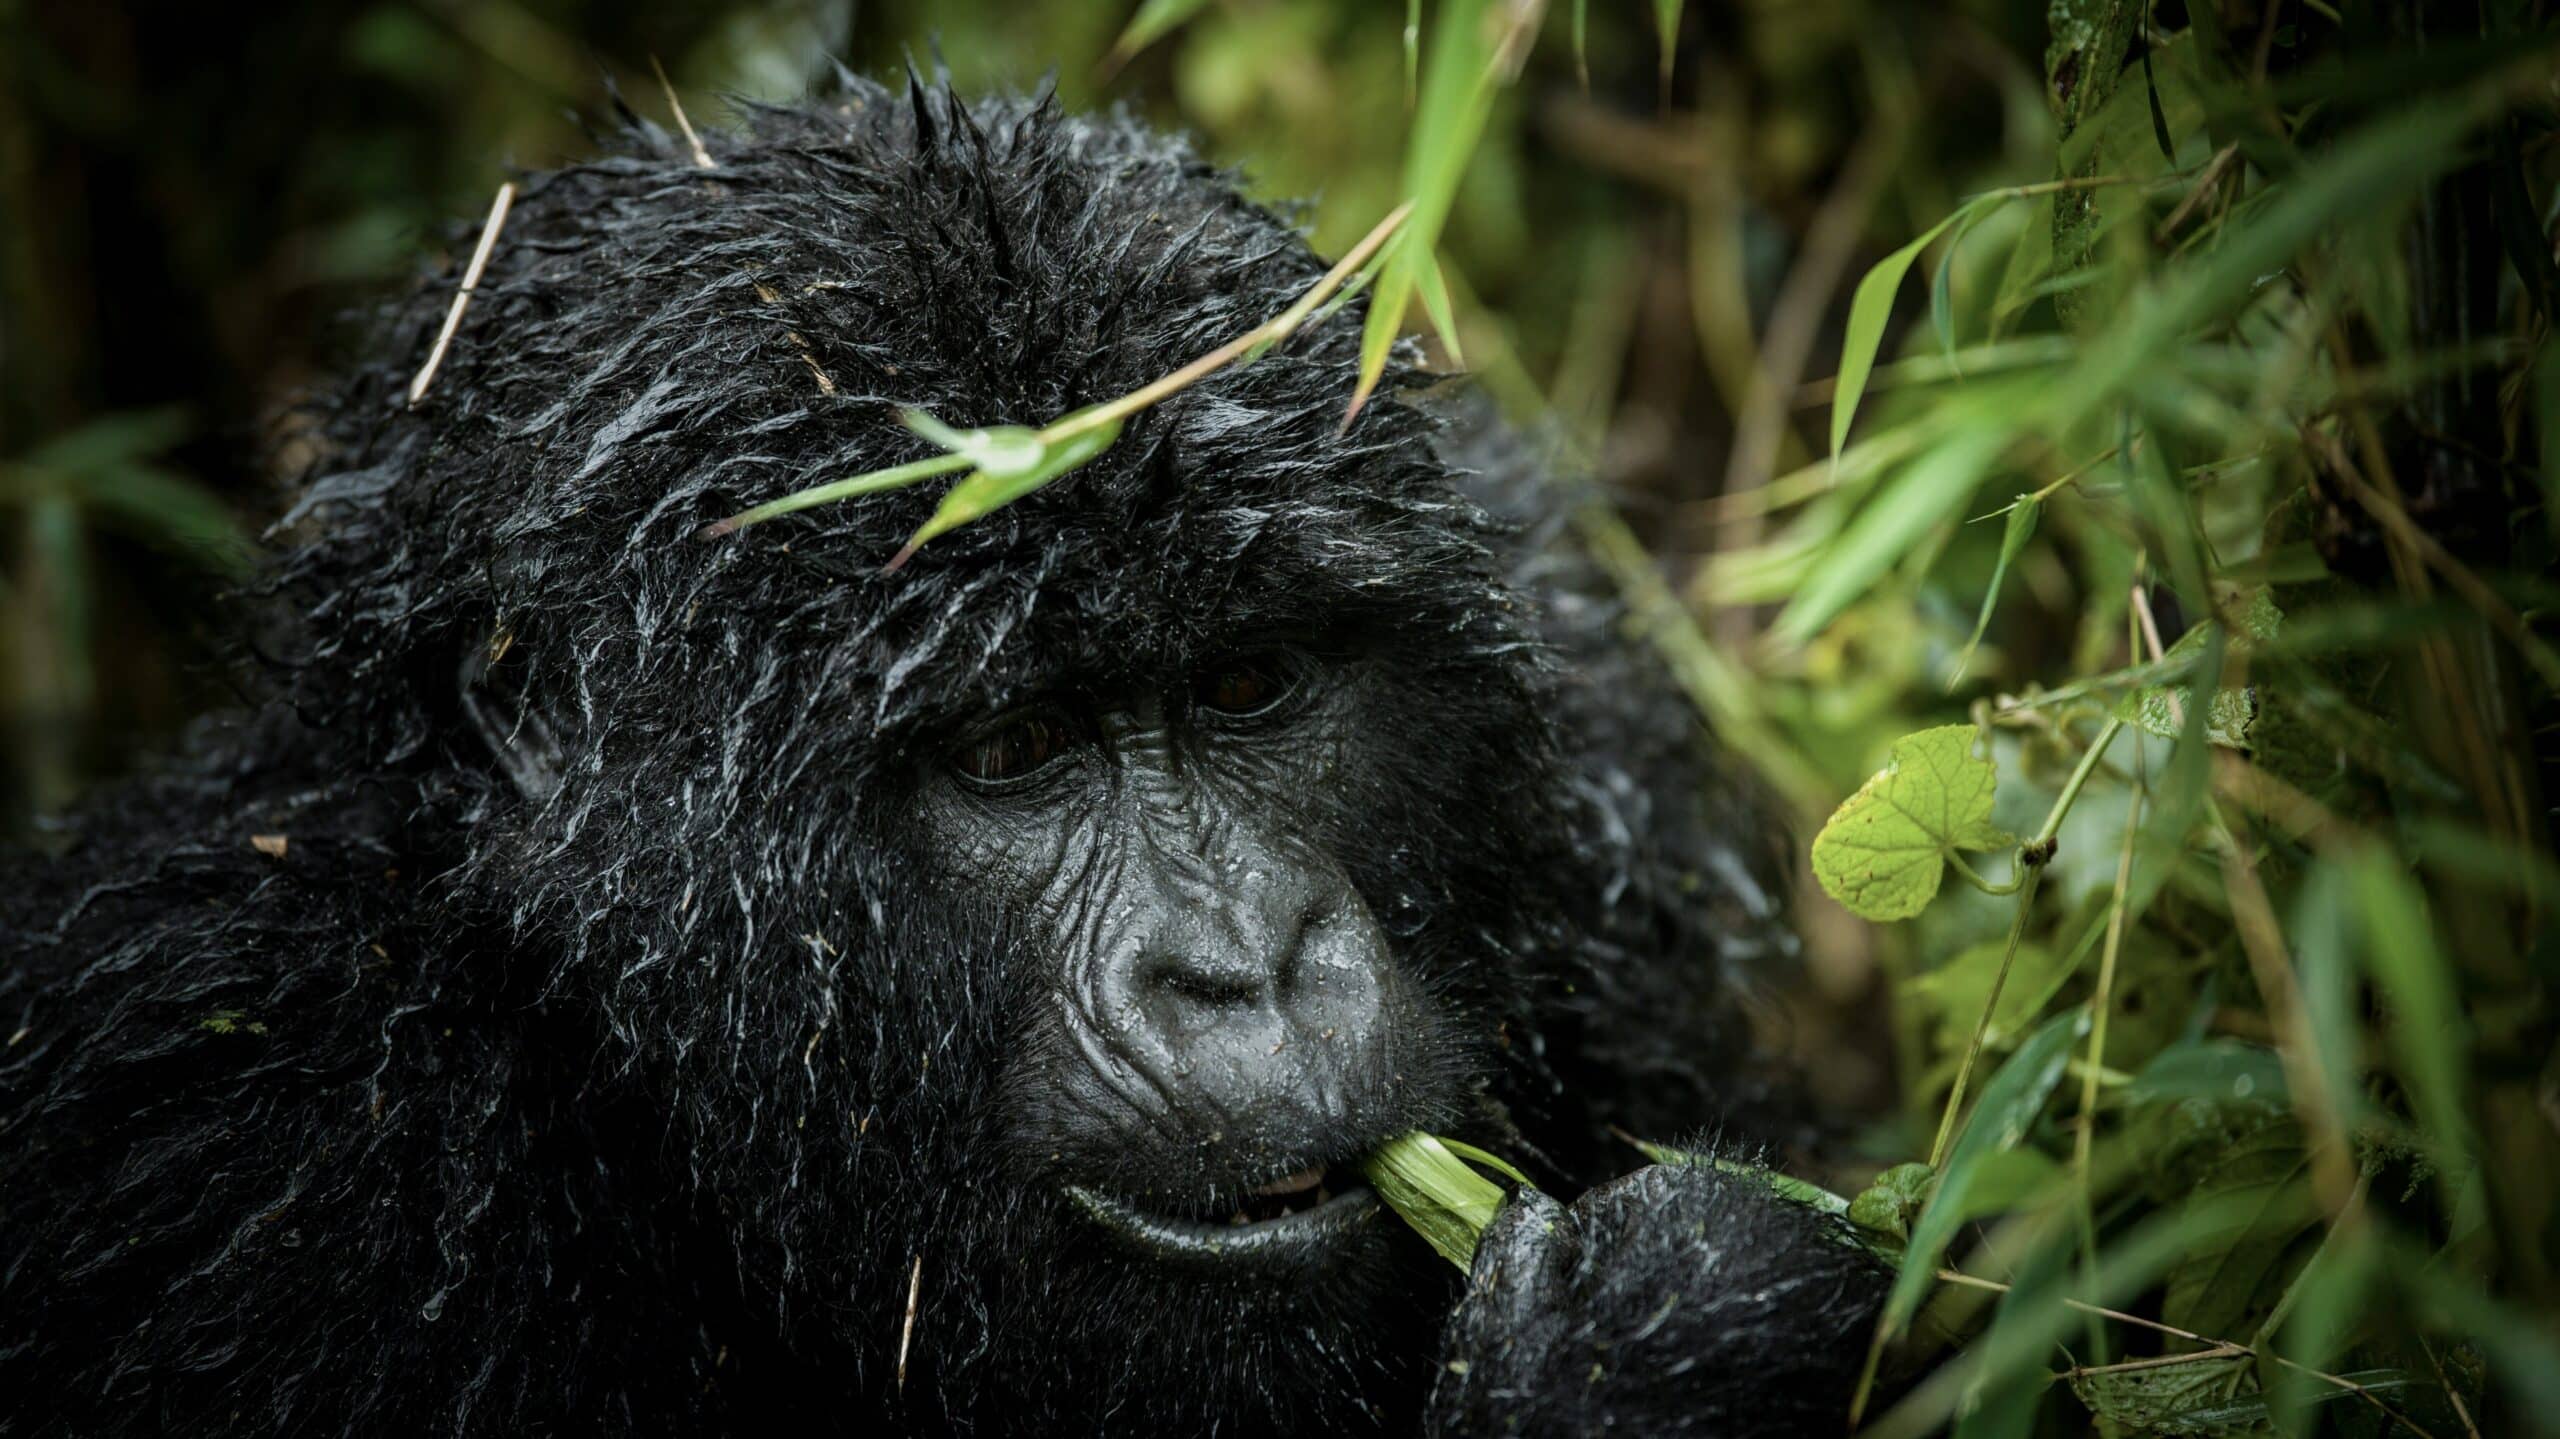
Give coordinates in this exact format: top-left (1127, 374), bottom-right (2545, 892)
top-left (1195, 653), bottom-right (1300, 718)
top-left (954, 711), bottom-right (1078, 786)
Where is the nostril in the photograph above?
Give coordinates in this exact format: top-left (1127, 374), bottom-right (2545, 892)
top-left (1142, 954), bottom-right (1262, 1011)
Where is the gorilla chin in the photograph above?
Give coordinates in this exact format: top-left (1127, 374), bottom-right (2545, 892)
top-left (2, 72), bottom-right (1888, 1439)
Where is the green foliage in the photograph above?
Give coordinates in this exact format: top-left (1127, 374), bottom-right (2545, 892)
top-left (1811, 725), bottom-right (2013, 922)
top-left (891, 410), bottom-right (1126, 562)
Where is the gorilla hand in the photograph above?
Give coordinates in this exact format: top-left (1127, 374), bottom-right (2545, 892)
top-left (1427, 1162), bottom-right (1891, 1439)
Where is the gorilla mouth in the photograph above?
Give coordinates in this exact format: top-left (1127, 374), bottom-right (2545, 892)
top-left (1062, 1162), bottom-right (1383, 1272)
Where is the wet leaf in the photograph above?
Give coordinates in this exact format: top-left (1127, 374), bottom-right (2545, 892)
top-left (2129, 1040), bottom-right (2290, 1110)
top-left (894, 413), bottom-right (1125, 562)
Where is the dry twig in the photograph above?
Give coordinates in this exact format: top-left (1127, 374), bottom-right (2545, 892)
top-left (407, 181), bottom-right (516, 408)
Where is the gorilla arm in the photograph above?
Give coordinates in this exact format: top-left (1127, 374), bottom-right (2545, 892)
top-left (0, 728), bottom-right (718, 1434)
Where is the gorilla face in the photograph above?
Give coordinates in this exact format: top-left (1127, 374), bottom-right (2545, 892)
top-left (918, 645), bottom-right (1454, 1281)
top-left (876, 611), bottom-right (1552, 1430)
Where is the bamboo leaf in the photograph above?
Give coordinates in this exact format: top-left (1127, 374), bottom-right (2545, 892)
top-left (1831, 199), bottom-right (1981, 463)
top-left (1947, 494), bottom-right (2040, 688)
top-left (1414, 248), bottom-right (1464, 365)
top-left (1882, 1008), bottom-right (2087, 1336)
top-left (1652, 0), bottom-right (1682, 98)
top-left (891, 414), bottom-right (1124, 565)
top-left (1106, 0), bottom-right (1216, 66)
top-left (2353, 853), bottom-right (2473, 1160)
top-left (1773, 423), bottom-right (2005, 646)
top-left (1351, 0), bottom-right (1506, 422)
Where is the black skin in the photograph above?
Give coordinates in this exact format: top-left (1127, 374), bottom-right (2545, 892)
top-left (0, 78), bottom-right (1886, 1436)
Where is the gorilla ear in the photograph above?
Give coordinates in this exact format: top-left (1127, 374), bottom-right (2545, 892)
top-left (458, 640), bottom-right (565, 802)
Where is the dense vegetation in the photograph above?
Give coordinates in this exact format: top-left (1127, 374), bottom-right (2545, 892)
top-left (6, 0), bottom-right (2556, 1432)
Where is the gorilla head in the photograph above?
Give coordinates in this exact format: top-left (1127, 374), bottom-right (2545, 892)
top-left (3, 77), bottom-right (1800, 1436)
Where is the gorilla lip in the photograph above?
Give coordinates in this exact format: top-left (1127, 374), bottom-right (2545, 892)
top-left (1062, 1163), bottom-right (1381, 1271)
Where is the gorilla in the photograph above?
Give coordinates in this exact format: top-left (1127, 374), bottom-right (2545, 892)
top-left (0, 77), bottom-right (1887, 1436)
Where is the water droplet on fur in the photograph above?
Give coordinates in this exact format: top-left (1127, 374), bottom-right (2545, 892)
top-left (419, 1289), bottom-right (447, 1322)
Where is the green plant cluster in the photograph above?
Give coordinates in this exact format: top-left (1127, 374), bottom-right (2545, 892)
top-left (1082, 3), bottom-right (2560, 1434)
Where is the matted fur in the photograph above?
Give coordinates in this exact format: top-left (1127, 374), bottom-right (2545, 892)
top-left (1, 76), bottom-right (1836, 1436)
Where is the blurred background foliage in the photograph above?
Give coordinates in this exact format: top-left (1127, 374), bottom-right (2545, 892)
top-left (4, 0), bottom-right (2558, 1432)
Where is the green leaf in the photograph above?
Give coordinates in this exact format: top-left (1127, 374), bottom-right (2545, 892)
top-left (1987, 194), bottom-right (2055, 338)
top-left (2160, 1118), bottom-right (2320, 1341)
top-left (1106, 0), bottom-right (1216, 64)
top-left (1405, 0), bottom-right (1421, 103)
top-left (21, 407), bottom-right (191, 473)
top-left (2068, 1350), bottom-right (2256, 1435)
top-left (901, 410), bottom-right (1050, 478)
top-left (2354, 853), bottom-right (2473, 1162)
top-left (1928, 202), bottom-right (1997, 367)
top-left (1947, 494), bottom-right (2040, 688)
top-left (2200, 1369), bottom-right (2467, 1435)
top-left (1634, 1140), bottom-right (1851, 1216)
top-left (1848, 1161), bottom-right (1932, 1244)
top-left (1831, 198), bottom-right (1983, 462)
top-left (2117, 607), bottom-right (2270, 749)
top-left (58, 462), bottom-right (254, 574)
top-left (895, 414), bottom-right (1125, 560)
top-left (1352, 0), bottom-right (1506, 420)
top-left (1811, 724), bottom-right (2014, 922)
top-left (1652, 0), bottom-right (1682, 96)
top-left (1414, 249), bottom-right (1464, 366)
top-left (1363, 1131), bottom-right (1524, 1269)
top-left (1772, 423), bottom-right (2005, 647)
top-left (1882, 1008), bottom-right (2087, 1336)
top-left (1910, 937), bottom-right (2072, 1052)
top-left (2057, 97), bottom-right (2478, 435)
top-left (2290, 861), bottom-right (2372, 1136)
top-left (2128, 1040), bottom-right (2290, 1109)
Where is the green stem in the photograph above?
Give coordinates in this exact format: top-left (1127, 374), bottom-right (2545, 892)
top-left (1927, 865), bottom-right (2043, 1170)
top-left (1945, 850), bottom-right (2022, 895)
top-left (1925, 715), bottom-right (2128, 1170)
top-left (2032, 716), bottom-right (2127, 853)
top-left (706, 203), bottom-right (1414, 538)
top-left (700, 452), bottom-right (971, 536)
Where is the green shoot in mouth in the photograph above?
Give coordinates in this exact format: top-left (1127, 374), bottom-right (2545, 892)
top-left (1361, 1132), bottom-right (1531, 1270)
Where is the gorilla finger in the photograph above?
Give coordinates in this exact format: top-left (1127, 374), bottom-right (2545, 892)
top-left (1461, 1186), bottom-right (1575, 1326)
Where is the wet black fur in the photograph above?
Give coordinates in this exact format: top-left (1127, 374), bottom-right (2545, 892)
top-left (1, 77), bottom-right (1879, 1435)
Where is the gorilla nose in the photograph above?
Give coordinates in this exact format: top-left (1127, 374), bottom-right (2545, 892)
top-left (1105, 883), bottom-right (1401, 1141)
